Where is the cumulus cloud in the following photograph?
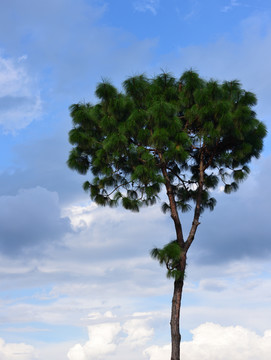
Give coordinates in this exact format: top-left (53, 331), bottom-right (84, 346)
top-left (0, 55), bottom-right (41, 133)
top-left (61, 199), bottom-right (171, 266)
top-left (62, 202), bottom-right (98, 231)
top-left (0, 338), bottom-right (35, 360)
top-left (144, 323), bottom-right (271, 360)
top-left (144, 343), bottom-right (170, 360)
top-left (123, 318), bottom-right (154, 347)
top-left (0, 186), bottom-right (71, 255)
top-left (68, 321), bottom-right (271, 360)
top-left (67, 313), bottom-right (157, 360)
top-left (67, 322), bottom-right (121, 360)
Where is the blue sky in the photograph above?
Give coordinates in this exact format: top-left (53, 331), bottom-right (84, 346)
top-left (0, 1), bottom-right (271, 359)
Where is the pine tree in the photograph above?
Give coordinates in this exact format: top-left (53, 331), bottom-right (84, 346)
top-left (67, 70), bottom-right (266, 360)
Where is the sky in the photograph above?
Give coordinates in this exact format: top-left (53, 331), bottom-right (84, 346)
top-left (0, 0), bottom-right (271, 359)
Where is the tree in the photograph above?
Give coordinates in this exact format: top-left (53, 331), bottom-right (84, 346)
top-left (67, 70), bottom-right (266, 360)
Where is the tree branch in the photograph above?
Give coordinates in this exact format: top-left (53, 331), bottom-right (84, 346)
top-left (159, 153), bottom-right (185, 248)
top-left (166, 166), bottom-right (189, 191)
top-left (106, 181), bottom-right (133, 196)
top-left (184, 149), bottom-right (204, 252)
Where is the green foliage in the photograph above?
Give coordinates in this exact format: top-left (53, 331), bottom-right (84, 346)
top-left (150, 240), bottom-right (184, 280)
top-left (68, 70), bottom-right (266, 211)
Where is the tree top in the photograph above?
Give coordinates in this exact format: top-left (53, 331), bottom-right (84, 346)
top-left (67, 70), bottom-right (267, 212)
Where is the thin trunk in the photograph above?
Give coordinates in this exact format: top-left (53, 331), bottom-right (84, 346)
top-left (158, 154), bottom-right (184, 247)
top-left (169, 150), bottom-right (204, 360)
top-left (158, 153), bottom-right (202, 360)
top-left (170, 254), bottom-right (186, 360)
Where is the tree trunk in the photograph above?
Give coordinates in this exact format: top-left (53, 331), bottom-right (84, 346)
top-left (170, 255), bottom-right (186, 360)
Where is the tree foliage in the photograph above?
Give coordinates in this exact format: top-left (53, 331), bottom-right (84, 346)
top-left (68, 70), bottom-right (266, 270)
top-left (150, 240), bottom-right (184, 280)
top-left (68, 70), bottom-right (266, 218)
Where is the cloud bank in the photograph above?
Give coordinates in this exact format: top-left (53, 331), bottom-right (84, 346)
top-left (145, 323), bottom-right (271, 360)
top-left (66, 320), bottom-right (271, 360)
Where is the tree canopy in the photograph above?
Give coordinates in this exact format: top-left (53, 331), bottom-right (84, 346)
top-left (68, 70), bottom-right (266, 222)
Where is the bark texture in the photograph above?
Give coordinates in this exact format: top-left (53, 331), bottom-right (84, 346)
top-left (170, 254), bottom-right (186, 360)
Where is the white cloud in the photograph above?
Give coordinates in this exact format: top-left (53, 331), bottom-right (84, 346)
top-left (144, 323), bottom-right (271, 360)
top-left (35, 341), bottom-right (80, 360)
top-left (0, 55), bottom-right (41, 133)
top-left (67, 315), bottom-right (156, 360)
top-left (123, 318), bottom-right (154, 347)
top-left (144, 343), bottom-right (170, 360)
top-left (18, 55), bottom-right (28, 63)
top-left (222, 0), bottom-right (240, 13)
top-left (87, 311), bottom-right (116, 321)
top-left (69, 320), bottom-right (271, 360)
top-left (61, 202), bottom-right (98, 231)
top-left (0, 338), bottom-right (35, 360)
top-left (67, 322), bottom-right (121, 360)
top-left (133, 0), bottom-right (159, 15)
